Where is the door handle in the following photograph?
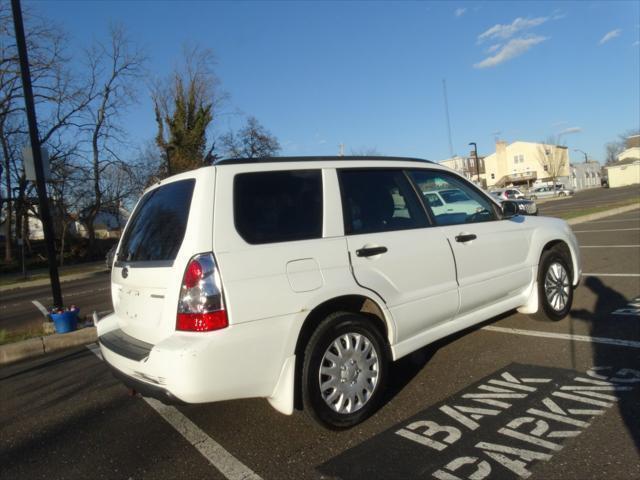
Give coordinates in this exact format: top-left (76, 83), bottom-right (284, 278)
top-left (455, 234), bottom-right (477, 243)
top-left (356, 246), bottom-right (388, 257)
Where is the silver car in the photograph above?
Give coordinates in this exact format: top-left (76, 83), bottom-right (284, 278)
top-left (490, 188), bottom-right (525, 200)
top-left (529, 185), bottom-right (574, 200)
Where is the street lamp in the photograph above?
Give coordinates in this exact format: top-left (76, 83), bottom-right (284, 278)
top-left (574, 148), bottom-right (588, 164)
top-left (469, 142), bottom-right (480, 184)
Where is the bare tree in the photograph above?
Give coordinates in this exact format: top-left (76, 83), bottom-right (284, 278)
top-left (220, 116), bottom-right (280, 159)
top-left (153, 46), bottom-right (225, 176)
top-left (0, 4), bottom-right (90, 262)
top-left (77, 24), bottom-right (145, 256)
top-left (46, 137), bottom-right (82, 265)
top-left (604, 129), bottom-right (640, 165)
top-left (537, 136), bottom-right (569, 192)
top-left (605, 142), bottom-right (622, 165)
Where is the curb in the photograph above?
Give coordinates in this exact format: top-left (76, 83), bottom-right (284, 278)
top-left (0, 326), bottom-right (97, 366)
top-left (566, 203), bottom-right (639, 225)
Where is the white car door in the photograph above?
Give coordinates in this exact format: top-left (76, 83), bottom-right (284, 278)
top-left (408, 169), bottom-right (534, 316)
top-left (339, 169), bottom-right (460, 343)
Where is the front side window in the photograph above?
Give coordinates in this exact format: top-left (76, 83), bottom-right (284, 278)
top-left (408, 170), bottom-right (497, 226)
top-left (118, 179), bottom-right (195, 262)
top-left (234, 170), bottom-right (322, 244)
top-left (338, 169), bottom-right (428, 235)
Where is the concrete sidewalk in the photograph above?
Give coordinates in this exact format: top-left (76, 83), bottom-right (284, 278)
top-left (1, 203), bottom-right (638, 367)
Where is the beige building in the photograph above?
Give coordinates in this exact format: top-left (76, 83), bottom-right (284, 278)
top-left (606, 159), bottom-right (640, 187)
top-left (618, 134), bottom-right (640, 162)
top-left (606, 135), bottom-right (640, 188)
top-left (483, 141), bottom-right (571, 188)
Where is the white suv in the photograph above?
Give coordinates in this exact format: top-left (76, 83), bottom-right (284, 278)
top-left (97, 157), bottom-right (581, 429)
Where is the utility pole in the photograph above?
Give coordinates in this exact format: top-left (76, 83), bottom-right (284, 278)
top-left (469, 142), bottom-right (480, 185)
top-left (574, 148), bottom-right (588, 164)
top-left (442, 79), bottom-right (454, 158)
top-left (11, 0), bottom-right (63, 308)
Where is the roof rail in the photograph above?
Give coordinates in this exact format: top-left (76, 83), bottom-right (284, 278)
top-left (214, 155), bottom-right (433, 165)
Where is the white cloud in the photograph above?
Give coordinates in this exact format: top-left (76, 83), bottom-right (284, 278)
top-left (632, 40), bottom-right (639, 47)
top-left (551, 10), bottom-right (567, 21)
top-left (599, 29), bottom-right (622, 45)
top-left (486, 44), bottom-right (501, 53)
top-left (478, 17), bottom-right (548, 42)
top-left (474, 36), bottom-right (548, 68)
top-left (455, 8), bottom-right (467, 17)
top-left (559, 126), bottom-right (582, 135)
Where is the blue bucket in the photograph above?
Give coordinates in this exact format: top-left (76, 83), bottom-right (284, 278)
top-left (50, 309), bottom-right (79, 334)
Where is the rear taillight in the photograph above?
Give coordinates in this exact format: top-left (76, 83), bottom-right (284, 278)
top-left (177, 253), bottom-right (228, 332)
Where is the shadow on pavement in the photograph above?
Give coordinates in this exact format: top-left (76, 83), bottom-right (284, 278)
top-left (571, 276), bottom-right (640, 453)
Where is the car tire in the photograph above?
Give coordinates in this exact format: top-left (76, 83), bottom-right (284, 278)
top-left (302, 311), bottom-right (389, 429)
top-left (559, 191), bottom-right (565, 197)
top-left (533, 248), bottom-right (573, 321)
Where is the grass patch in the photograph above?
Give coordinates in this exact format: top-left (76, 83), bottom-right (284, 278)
top-left (0, 326), bottom-right (46, 346)
top-left (0, 263), bottom-right (108, 287)
top-left (558, 198), bottom-right (640, 220)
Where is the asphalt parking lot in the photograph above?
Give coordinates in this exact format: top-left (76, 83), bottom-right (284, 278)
top-left (1, 209), bottom-right (639, 480)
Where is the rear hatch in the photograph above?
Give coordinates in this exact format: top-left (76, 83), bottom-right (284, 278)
top-left (111, 170), bottom-right (214, 344)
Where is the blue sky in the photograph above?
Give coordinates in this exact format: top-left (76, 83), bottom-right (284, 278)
top-left (30, 1), bottom-right (640, 163)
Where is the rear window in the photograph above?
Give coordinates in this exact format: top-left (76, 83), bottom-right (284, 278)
top-left (117, 179), bottom-right (195, 262)
top-left (234, 170), bottom-right (322, 244)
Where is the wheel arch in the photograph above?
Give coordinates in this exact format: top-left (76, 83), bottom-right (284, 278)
top-left (540, 239), bottom-right (575, 282)
top-left (293, 294), bottom-right (390, 410)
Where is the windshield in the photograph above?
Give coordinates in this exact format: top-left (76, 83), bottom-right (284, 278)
top-left (439, 189), bottom-right (471, 203)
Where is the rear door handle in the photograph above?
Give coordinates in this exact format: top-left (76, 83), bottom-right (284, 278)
top-left (356, 246), bottom-right (388, 257)
top-left (455, 234), bottom-right (477, 243)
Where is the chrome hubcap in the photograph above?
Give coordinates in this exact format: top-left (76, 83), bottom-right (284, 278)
top-left (319, 332), bottom-right (379, 414)
top-left (544, 262), bottom-right (570, 312)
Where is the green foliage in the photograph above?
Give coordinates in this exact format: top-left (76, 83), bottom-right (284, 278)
top-left (155, 76), bottom-right (214, 175)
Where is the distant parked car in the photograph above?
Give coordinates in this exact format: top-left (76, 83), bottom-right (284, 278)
top-left (423, 188), bottom-right (486, 217)
top-left (105, 245), bottom-right (117, 270)
top-left (493, 197), bottom-right (538, 216)
top-left (529, 185), bottom-right (574, 200)
top-left (490, 188), bottom-right (525, 200)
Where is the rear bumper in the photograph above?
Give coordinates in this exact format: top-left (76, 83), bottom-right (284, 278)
top-left (106, 362), bottom-right (185, 405)
top-left (96, 311), bottom-right (299, 405)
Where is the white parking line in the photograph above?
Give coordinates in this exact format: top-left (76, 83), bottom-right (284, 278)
top-left (482, 326), bottom-right (640, 349)
top-left (580, 245), bottom-right (640, 248)
top-left (582, 273), bottom-right (640, 277)
top-left (31, 300), bottom-right (50, 318)
top-left (146, 399), bottom-right (263, 480)
top-left (86, 344), bottom-right (263, 480)
top-left (573, 228), bottom-right (640, 233)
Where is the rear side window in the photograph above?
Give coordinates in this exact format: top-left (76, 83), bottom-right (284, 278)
top-left (117, 179), bottom-right (195, 262)
top-left (234, 170), bottom-right (322, 244)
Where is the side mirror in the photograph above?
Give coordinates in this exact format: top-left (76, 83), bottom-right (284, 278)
top-left (502, 200), bottom-right (519, 218)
